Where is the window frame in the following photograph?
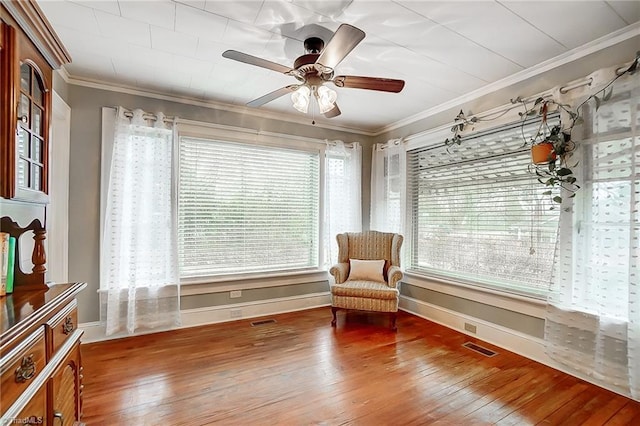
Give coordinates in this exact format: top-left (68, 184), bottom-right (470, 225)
top-left (176, 120), bottom-right (328, 283)
top-left (403, 117), bottom-right (562, 300)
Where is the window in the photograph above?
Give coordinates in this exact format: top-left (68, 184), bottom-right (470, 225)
top-left (407, 119), bottom-right (560, 297)
top-left (179, 137), bottom-right (320, 278)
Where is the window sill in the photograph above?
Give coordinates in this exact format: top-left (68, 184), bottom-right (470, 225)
top-left (402, 271), bottom-right (547, 319)
top-left (180, 269), bottom-right (329, 296)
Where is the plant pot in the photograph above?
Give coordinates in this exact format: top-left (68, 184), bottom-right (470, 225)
top-left (531, 142), bottom-right (557, 164)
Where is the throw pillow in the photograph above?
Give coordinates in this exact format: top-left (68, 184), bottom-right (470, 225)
top-left (348, 259), bottom-right (385, 283)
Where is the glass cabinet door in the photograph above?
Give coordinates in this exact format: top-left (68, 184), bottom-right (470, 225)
top-left (16, 62), bottom-right (47, 195)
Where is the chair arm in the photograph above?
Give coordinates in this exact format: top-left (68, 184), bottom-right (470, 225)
top-left (330, 262), bottom-right (350, 284)
top-left (387, 265), bottom-right (403, 288)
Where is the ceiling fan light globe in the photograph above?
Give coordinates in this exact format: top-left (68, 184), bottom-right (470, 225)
top-left (317, 86), bottom-right (338, 114)
top-left (291, 85), bottom-right (311, 113)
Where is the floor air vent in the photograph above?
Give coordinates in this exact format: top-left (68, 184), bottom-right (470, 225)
top-left (251, 319), bottom-right (277, 327)
top-left (462, 341), bottom-right (498, 357)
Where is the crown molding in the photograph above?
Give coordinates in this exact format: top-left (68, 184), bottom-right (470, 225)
top-left (1, 0), bottom-right (71, 68)
top-left (55, 66), bottom-right (70, 83)
top-left (374, 22), bottom-right (640, 137)
top-left (63, 75), bottom-right (377, 137)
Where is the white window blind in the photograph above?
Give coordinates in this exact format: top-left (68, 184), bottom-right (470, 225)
top-left (408, 119), bottom-right (560, 297)
top-left (179, 137), bottom-right (320, 278)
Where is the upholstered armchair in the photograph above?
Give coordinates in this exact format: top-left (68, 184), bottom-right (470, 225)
top-left (329, 231), bottom-right (403, 331)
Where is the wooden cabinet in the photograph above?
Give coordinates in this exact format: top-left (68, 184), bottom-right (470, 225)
top-left (1, 0), bottom-right (73, 295)
top-left (1, 283), bottom-right (86, 426)
top-left (0, 4), bottom-right (81, 425)
top-left (0, 0), bottom-right (70, 203)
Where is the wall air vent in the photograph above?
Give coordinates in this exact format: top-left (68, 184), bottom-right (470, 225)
top-left (251, 319), bottom-right (277, 327)
top-left (462, 341), bottom-right (498, 357)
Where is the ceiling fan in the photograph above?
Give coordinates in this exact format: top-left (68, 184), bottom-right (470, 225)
top-left (222, 24), bottom-right (405, 119)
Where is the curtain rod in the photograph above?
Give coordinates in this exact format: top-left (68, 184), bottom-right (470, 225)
top-left (466, 58), bottom-right (636, 124)
top-left (558, 62), bottom-right (631, 94)
top-left (559, 77), bottom-right (593, 95)
top-left (326, 140), bottom-right (360, 148)
top-left (121, 108), bottom-right (175, 123)
top-left (377, 138), bottom-right (405, 150)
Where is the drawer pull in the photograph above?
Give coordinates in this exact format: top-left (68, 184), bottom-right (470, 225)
top-left (15, 354), bottom-right (37, 383)
top-left (62, 316), bottom-right (75, 334)
top-left (54, 411), bottom-right (64, 425)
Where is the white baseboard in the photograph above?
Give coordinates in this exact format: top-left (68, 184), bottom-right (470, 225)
top-left (399, 295), bottom-right (547, 360)
top-left (180, 292), bottom-right (330, 327)
top-left (79, 292), bottom-right (331, 343)
top-left (399, 295), bottom-right (632, 400)
top-left (78, 321), bottom-right (104, 343)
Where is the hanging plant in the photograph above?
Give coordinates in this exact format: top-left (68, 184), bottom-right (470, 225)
top-left (516, 52), bottom-right (639, 206)
top-left (512, 96), bottom-right (580, 206)
top-left (441, 52), bottom-right (639, 207)
top-left (530, 141), bottom-right (556, 165)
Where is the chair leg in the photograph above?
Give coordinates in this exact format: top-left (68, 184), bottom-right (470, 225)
top-left (331, 306), bottom-right (338, 327)
top-left (390, 312), bottom-right (397, 332)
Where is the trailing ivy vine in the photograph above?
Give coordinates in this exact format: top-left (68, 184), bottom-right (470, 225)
top-left (442, 51), bottom-right (639, 207)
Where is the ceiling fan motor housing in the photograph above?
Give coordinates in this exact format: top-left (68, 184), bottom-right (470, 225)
top-left (294, 53), bottom-right (320, 71)
top-left (293, 52), bottom-right (333, 83)
top-left (292, 37), bottom-right (335, 82)
top-left (304, 36), bottom-right (324, 54)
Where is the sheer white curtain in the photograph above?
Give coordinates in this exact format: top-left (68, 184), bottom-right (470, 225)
top-left (370, 139), bottom-right (406, 233)
top-left (100, 107), bottom-right (180, 336)
top-left (545, 70), bottom-right (640, 398)
top-left (325, 140), bottom-right (362, 266)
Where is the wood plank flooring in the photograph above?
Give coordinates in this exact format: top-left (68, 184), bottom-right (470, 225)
top-left (80, 308), bottom-right (640, 425)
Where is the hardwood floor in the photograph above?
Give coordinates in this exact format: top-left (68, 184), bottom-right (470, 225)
top-left (81, 308), bottom-right (640, 425)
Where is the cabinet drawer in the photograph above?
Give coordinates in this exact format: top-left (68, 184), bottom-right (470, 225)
top-left (47, 302), bottom-right (78, 356)
top-left (15, 384), bottom-right (47, 425)
top-left (0, 326), bottom-right (46, 413)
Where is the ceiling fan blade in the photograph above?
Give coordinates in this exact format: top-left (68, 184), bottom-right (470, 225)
top-left (315, 24), bottom-right (365, 70)
top-left (323, 103), bottom-right (341, 118)
top-left (222, 50), bottom-right (292, 74)
top-left (247, 85), bottom-right (298, 108)
top-left (333, 75), bottom-right (405, 93)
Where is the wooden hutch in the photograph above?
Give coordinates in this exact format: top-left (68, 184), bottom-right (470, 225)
top-left (1, 1), bottom-right (85, 425)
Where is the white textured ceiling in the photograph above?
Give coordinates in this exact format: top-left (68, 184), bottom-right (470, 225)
top-left (36, 0), bottom-right (639, 132)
